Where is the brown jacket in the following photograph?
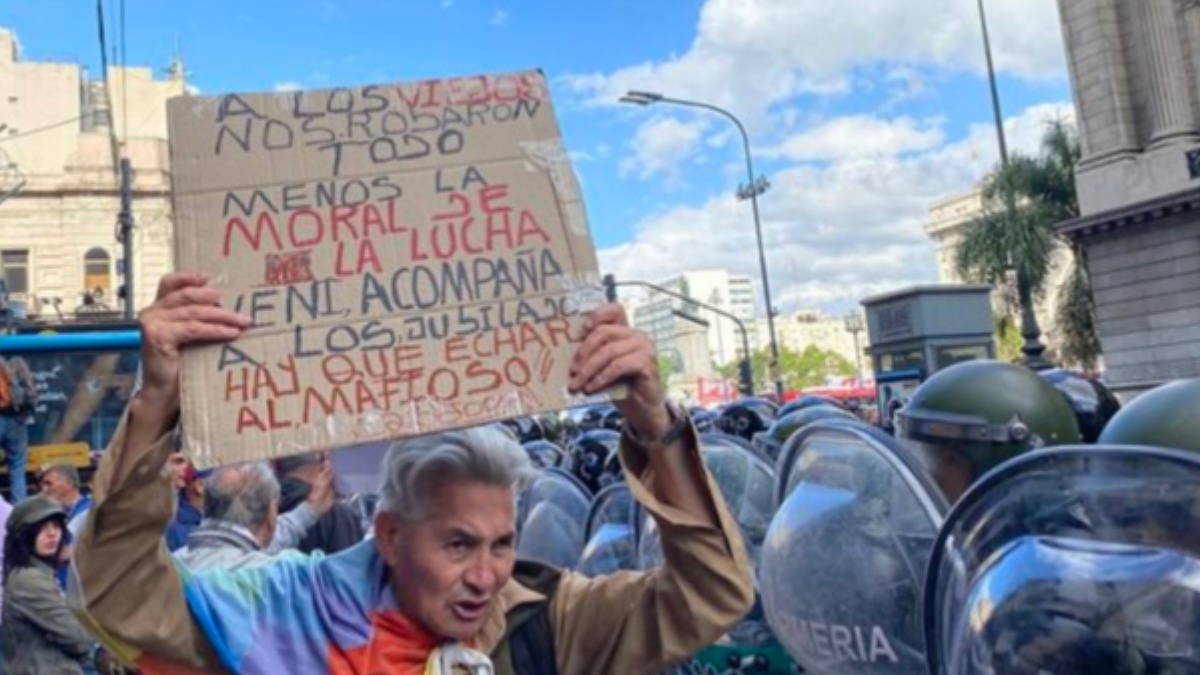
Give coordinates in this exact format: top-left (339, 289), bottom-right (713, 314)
top-left (69, 411), bottom-right (755, 675)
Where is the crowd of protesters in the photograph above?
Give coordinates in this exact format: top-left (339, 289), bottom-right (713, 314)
top-left (0, 450), bottom-right (363, 674)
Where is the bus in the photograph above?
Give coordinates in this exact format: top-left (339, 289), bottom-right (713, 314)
top-left (0, 327), bottom-right (140, 495)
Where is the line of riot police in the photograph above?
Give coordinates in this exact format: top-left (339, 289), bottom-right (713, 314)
top-left (488, 360), bottom-right (1200, 675)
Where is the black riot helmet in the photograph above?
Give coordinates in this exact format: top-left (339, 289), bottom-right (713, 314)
top-left (752, 405), bottom-right (858, 463)
top-left (566, 429), bottom-right (622, 494)
top-left (1039, 368), bottom-right (1122, 443)
top-left (927, 445), bottom-right (1200, 675)
top-left (895, 360), bottom-right (1081, 504)
top-left (500, 416), bottom-right (546, 444)
top-left (601, 407), bottom-right (624, 432)
top-left (717, 399), bottom-right (777, 441)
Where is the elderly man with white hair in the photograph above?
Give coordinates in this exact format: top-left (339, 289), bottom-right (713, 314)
top-left (69, 273), bottom-right (755, 675)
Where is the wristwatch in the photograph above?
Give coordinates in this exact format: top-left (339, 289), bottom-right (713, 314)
top-left (623, 400), bottom-right (690, 450)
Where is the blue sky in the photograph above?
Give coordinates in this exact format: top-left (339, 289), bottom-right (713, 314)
top-left (1, 0), bottom-right (1073, 313)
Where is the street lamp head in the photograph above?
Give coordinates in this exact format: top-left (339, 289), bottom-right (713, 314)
top-left (626, 90), bottom-right (663, 101)
top-left (843, 311), bottom-right (865, 333)
top-left (620, 90), bottom-right (663, 106)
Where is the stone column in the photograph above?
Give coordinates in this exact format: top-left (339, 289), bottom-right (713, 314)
top-left (1140, 0), bottom-right (1199, 147)
top-left (1184, 0), bottom-right (1200, 110)
top-left (1057, 0), bottom-right (1139, 162)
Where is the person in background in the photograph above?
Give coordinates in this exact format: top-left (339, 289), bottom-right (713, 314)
top-left (0, 491), bottom-right (11, 672)
top-left (165, 453), bottom-right (209, 552)
top-left (0, 357), bottom-right (37, 502)
top-left (173, 460), bottom-right (333, 571)
top-left (2, 494), bottom-right (94, 674)
top-left (276, 451), bottom-right (364, 554)
top-left (39, 465), bottom-right (92, 539)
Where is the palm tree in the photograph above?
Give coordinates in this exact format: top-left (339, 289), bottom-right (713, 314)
top-left (954, 120), bottom-right (1102, 370)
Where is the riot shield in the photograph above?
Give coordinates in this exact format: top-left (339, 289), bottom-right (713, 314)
top-left (523, 440), bottom-right (567, 470)
top-left (635, 437), bottom-right (777, 570)
top-left (516, 468), bottom-right (591, 569)
top-left (577, 483), bottom-right (636, 577)
top-left (927, 445), bottom-right (1200, 675)
top-left (761, 420), bottom-right (947, 674)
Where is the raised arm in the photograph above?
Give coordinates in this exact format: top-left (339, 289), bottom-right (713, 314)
top-left (70, 272), bottom-right (250, 671)
top-left (549, 305), bottom-right (756, 675)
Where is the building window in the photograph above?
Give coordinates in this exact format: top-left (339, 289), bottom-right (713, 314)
top-left (84, 247), bottom-right (112, 295)
top-left (1, 249), bottom-right (29, 295)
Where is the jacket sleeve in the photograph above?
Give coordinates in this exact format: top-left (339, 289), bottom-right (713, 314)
top-left (67, 412), bottom-right (218, 671)
top-left (547, 425), bottom-right (757, 675)
top-left (265, 502), bottom-right (318, 554)
top-left (8, 569), bottom-right (95, 658)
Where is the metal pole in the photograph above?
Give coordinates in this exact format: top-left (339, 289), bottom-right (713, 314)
top-left (851, 330), bottom-right (863, 383)
top-left (976, 0), bottom-right (1050, 369)
top-left (608, 276), bottom-right (755, 396)
top-left (651, 97), bottom-right (783, 397)
top-left (118, 157), bottom-right (135, 320)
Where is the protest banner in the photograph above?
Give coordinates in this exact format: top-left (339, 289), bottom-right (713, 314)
top-left (168, 70), bottom-right (610, 467)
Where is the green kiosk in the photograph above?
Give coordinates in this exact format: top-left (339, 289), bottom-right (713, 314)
top-left (861, 284), bottom-right (996, 429)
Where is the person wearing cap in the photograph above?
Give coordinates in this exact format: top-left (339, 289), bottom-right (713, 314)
top-left (276, 451), bottom-right (364, 555)
top-left (69, 272), bottom-right (755, 674)
top-left (165, 454), bottom-right (209, 552)
top-left (1, 494), bottom-right (94, 674)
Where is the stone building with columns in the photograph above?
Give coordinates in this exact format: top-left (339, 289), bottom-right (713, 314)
top-left (0, 27), bottom-right (184, 319)
top-left (1057, 0), bottom-right (1200, 395)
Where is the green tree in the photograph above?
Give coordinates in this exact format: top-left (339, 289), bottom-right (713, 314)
top-left (994, 313), bottom-right (1024, 363)
top-left (717, 345), bottom-right (854, 392)
top-left (954, 120), bottom-right (1102, 369)
top-left (657, 354), bottom-right (678, 392)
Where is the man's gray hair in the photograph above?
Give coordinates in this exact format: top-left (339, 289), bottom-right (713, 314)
top-left (379, 426), bottom-right (536, 521)
top-left (204, 462), bottom-right (280, 530)
top-left (43, 464), bottom-right (81, 489)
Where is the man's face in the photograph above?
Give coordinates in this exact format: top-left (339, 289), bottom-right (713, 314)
top-left (375, 480), bottom-right (517, 641)
top-left (167, 453), bottom-right (189, 491)
top-left (39, 472), bottom-right (75, 506)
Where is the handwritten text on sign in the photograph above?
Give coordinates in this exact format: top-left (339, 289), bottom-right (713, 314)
top-left (170, 71), bottom-right (605, 467)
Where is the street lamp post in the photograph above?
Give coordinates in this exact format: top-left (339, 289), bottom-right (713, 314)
top-left (619, 91), bottom-right (784, 397)
top-left (975, 0), bottom-right (1051, 370)
top-left (843, 311), bottom-right (866, 383)
top-left (604, 274), bottom-right (755, 396)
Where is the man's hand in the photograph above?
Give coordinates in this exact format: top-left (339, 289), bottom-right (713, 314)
top-left (307, 462), bottom-right (335, 516)
top-left (568, 304), bottom-right (671, 440)
top-left (138, 273), bottom-right (250, 403)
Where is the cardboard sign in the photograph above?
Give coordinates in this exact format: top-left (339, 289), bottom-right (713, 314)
top-left (169, 70), bottom-right (609, 467)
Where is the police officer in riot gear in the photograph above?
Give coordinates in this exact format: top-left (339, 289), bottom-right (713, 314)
top-left (752, 405), bottom-right (858, 463)
top-left (716, 399), bottom-right (777, 442)
top-left (893, 360), bottom-right (1082, 503)
top-left (1039, 368), bottom-right (1122, 443)
top-left (926, 443), bottom-right (1200, 675)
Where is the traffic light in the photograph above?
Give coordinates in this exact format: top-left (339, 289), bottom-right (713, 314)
top-left (738, 358), bottom-right (754, 396)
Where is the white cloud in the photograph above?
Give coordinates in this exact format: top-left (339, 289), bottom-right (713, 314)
top-left (563, 0), bottom-right (1066, 124)
top-left (766, 115), bottom-right (946, 162)
top-left (273, 81), bottom-right (303, 92)
top-left (620, 116), bottom-right (709, 183)
top-left (491, 9), bottom-right (508, 25)
top-left (599, 102), bottom-right (1074, 313)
